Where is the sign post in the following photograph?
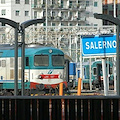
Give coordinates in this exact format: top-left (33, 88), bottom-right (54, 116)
top-left (94, 13), bottom-right (120, 95)
top-left (82, 35), bottom-right (117, 96)
top-left (102, 58), bottom-right (108, 96)
top-left (82, 35), bottom-right (116, 56)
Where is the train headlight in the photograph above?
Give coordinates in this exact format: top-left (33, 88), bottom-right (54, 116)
top-left (49, 49), bottom-right (52, 53)
top-left (38, 75), bottom-right (42, 79)
top-left (59, 73), bottom-right (63, 79)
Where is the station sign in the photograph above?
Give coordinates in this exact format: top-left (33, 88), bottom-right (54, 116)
top-left (82, 35), bottom-right (116, 56)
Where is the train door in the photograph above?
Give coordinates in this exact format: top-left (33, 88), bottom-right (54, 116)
top-left (96, 64), bottom-right (103, 88)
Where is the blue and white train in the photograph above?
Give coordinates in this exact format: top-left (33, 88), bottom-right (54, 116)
top-left (70, 60), bottom-right (114, 90)
top-left (0, 44), bottom-right (68, 95)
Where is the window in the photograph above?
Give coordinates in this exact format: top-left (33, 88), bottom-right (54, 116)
top-left (109, 10), bottom-right (113, 16)
top-left (119, 10), bottom-right (120, 15)
top-left (2, 60), bottom-right (6, 67)
top-left (34, 11), bottom-right (37, 18)
top-left (52, 0), bottom-right (55, 4)
top-left (94, 24), bottom-right (98, 26)
top-left (10, 58), bottom-right (14, 67)
top-left (52, 23), bottom-right (55, 26)
top-left (10, 69), bottom-right (14, 79)
top-left (16, 0), bottom-right (20, 4)
top-left (25, 11), bottom-right (29, 16)
top-left (1, 9), bottom-right (6, 15)
top-left (1, 0), bottom-right (5, 4)
top-left (86, 24), bottom-right (90, 26)
top-left (34, 55), bottom-right (49, 66)
top-left (18, 69), bottom-right (21, 79)
top-left (43, 11), bottom-right (46, 17)
top-left (86, 1), bottom-right (89, 7)
top-left (25, 57), bottom-right (29, 66)
top-left (43, 23), bottom-right (46, 26)
top-left (15, 10), bottom-right (20, 16)
top-left (69, 1), bottom-right (72, 7)
top-left (52, 55), bottom-right (64, 66)
top-left (94, 2), bottom-right (98, 7)
top-left (93, 67), bottom-right (97, 76)
top-left (52, 11), bottom-right (55, 16)
top-left (1, 23), bottom-right (5, 26)
top-left (61, 23), bottom-right (64, 26)
top-left (78, 23), bottom-right (81, 26)
top-left (0, 52), bottom-right (3, 56)
top-left (25, 0), bottom-right (29, 4)
top-left (110, 68), bottom-right (113, 74)
top-left (18, 58), bottom-right (21, 67)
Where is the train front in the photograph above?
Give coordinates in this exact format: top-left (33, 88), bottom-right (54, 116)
top-left (25, 46), bottom-right (67, 94)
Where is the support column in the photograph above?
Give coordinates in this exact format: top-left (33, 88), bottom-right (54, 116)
top-left (102, 58), bottom-right (108, 96)
top-left (116, 25), bottom-right (120, 95)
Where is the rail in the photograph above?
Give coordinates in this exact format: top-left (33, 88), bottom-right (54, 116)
top-left (0, 95), bottom-right (119, 120)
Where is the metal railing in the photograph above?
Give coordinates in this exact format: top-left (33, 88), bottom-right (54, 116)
top-left (0, 25), bottom-right (116, 62)
top-left (0, 95), bottom-right (120, 120)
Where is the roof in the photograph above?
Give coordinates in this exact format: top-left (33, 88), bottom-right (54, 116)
top-left (0, 44), bottom-right (64, 57)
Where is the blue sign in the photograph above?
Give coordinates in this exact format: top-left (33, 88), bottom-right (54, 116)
top-left (82, 35), bottom-right (116, 56)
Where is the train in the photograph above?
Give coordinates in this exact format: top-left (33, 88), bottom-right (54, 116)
top-left (70, 60), bottom-right (114, 90)
top-left (0, 44), bottom-right (69, 95)
top-left (83, 60), bottom-right (114, 89)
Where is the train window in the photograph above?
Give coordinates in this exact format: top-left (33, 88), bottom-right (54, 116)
top-left (110, 68), bottom-right (113, 74)
top-left (0, 52), bottom-right (2, 56)
top-left (18, 58), bottom-right (21, 67)
top-left (25, 57), bottom-right (29, 66)
top-left (93, 67), bottom-right (97, 76)
top-left (2, 60), bottom-right (6, 67)
top-left (52, 55), bottom-right (64, 66)
top-left (18, 69), bottom-right (21, 79)
top-left (10, 58), bottom-right (14, 68)
top-left (10, 69), bottom-right (14, 79)
top-left (34, 55), bottom-right (49, 66)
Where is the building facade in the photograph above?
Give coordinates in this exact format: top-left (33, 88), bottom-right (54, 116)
top-left (103, 0), bottom-right (120, 25)
top-left (0, 0), bottom-right (115, 62)
top-left (0, 0), bottom-right (33, 24)
top-left (0, 0), bottom-right (102, 26)
top-left (32, 0), bottom-right (102, 26)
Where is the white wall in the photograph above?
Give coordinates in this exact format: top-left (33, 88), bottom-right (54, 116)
top-left (0, 0), bottom-right (33, 23)
top-left (86, 0), bottom-right (102, 26)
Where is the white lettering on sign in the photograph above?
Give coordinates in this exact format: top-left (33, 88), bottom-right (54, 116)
top-left (85, 40), bottom-right (116, 50)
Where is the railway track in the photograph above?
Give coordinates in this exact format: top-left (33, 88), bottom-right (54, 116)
top-left (30, 89), bottom-right (116, 96)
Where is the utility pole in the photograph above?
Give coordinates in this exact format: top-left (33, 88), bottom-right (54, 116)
top-left (20, 18), bottom-right (45, 96)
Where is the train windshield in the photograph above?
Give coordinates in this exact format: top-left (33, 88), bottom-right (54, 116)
top-left (34, 55), bottom-right (49, 66)
top-left (93, 67), bottom-right (97, 76)
top-left (52, 55), bottom-right (64, 66)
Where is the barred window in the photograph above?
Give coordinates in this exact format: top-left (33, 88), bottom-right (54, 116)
top-left (2, 60), bottom-right (6, 67)
top-left (10, 58), bottom-right (14, 68)
top-left (1, 9), bottom-right (6, 15)
top-left (15, 10), bottom-right (20, 16)
top-left (25, 11), bottom-right (29, 16)
top-left (1, 0), bottom-right (5, 4)
top-left (10, 69), bottom-right (14, 79)
top-left (25, 0), bottom-right (29, 4)
top-left (0, 61), bottom-right (1, 67)
top-left (16, 0), bottom-right (20, 4)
